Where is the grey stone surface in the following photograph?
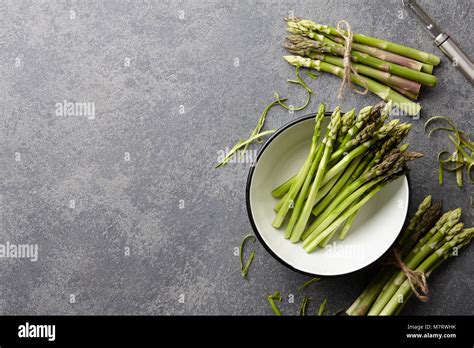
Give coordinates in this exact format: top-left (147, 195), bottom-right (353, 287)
top-left (0, 0), bottom-right (472, 315)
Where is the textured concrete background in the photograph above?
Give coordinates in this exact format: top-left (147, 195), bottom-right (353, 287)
top-left (1, 0), bottom-right (472, 315)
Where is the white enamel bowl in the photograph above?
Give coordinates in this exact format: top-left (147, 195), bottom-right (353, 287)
top-left (246, 113), bottom-right (410, 276)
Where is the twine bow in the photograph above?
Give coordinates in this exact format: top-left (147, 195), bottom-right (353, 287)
top-left (336, 20), bottom-right (369, 99)
top-left (392, 250), bottom-right (429, 302)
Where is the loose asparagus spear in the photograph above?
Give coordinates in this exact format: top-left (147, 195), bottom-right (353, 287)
top-left (287, 18), bottom-right (441, 66)
top-left (284, 56), bottom-right (421, 116)
top-left (272, 104), bottom-right (326, 228)
top-left (290, 109), bottom-right (341, 242)
top-left (284, 133), bottom-right (326, 237)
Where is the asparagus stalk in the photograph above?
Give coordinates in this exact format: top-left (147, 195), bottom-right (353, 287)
top-left (289, 108), bottom-right (341, 242)
top-left (284, 35), bottom-right (437, 87)
top-left (272, 175), bottom-right (297, 198)
top-left (288, 18), bottom-right (441, 66)
top-left (307, 155), bottom-right (367, 231)
top-left (284, 55), bottom-right (421, 116)
top-left (285, 134), bottom-right (326, 238)
top-left (325, 34), bottom-right (434, 74)
top-left (389, 84), bottom-right (419, 100)
top-left (338, 205), bottom-right (359, 240)
top-left (272, 104), bottom-right (326, 228)
top-left (397, 195), bottom-right (432, 248)
top-left (399, 201), bottom-right (443, 258)
top-left (304, 52), bottom-right (422, 94)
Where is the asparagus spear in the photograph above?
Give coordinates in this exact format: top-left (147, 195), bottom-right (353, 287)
top-left (287, 18), bottom-right (441, 66)
top-left (325, 34), bottom-right (434, 74)
top-left (399, 201), bottom-right (443, 258)
top-left (290, 108), bottom-right (341, 242)
top-left (272, 104), bottom-right (326, 228)
top-left (397, 195), bottom-right (432, 248)
top-left (337, 108), bottom-right (356, 143)
top-left (284, 35), bottom-right (437, 87)
top-left (296, 51), bottom-right (422, 94)
top-left (338, 205), bottom-right (359, 240)
top-left (284, 136), bottom-right (326, 238)
top-left (272, 175), bottom-right (297, 198)
top-left (284, 56), bottom-right (421, 116)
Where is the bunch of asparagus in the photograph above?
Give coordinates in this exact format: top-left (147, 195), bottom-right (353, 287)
top-left (283, 18), bottom-right (441, 116)
top-left (271, 101), bottom-right (423, 252)
top-left (347, 195), bottom-right (473, 315)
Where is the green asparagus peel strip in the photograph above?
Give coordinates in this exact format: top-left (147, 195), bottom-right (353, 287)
top-left (287, 18), bottom-right (441, 65)
top-left (299, 296), bottom-right (310, 316)
top-left (317, 298), bottom-right (328, 316)
top-left (239, 96), bottom-right (287, 162)
top-left (290, 108), bottom-right (341, 242)
top-left (296, 277), bottom-right (321, 293)
top-left (239, 234), bottom-right (256, 278)
top-left (276, 66), bottom-right (314, 111)
top-left (425, 116), bottom-right (473, 187)
top-left (216, 130), bottom-right (275, 168)
top-left (267, 291), bottom-right (283, 316)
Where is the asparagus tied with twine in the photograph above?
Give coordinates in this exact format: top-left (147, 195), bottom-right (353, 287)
top-left (346, 196), bottom-right (472, 316)
top-left (283, 17), bottom-right (441, 115)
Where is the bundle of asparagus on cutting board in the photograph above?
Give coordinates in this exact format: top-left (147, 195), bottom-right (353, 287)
top-left (271, 101), bottom-right (423, 253)
top-left (283, 18), bottom-right (441, 115)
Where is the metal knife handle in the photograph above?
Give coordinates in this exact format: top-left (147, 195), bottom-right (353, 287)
top-left (436, 35), bottom-right (474, 84)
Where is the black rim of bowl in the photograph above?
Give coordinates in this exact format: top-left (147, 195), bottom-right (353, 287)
top-left (245, 112), bottom-right (411, 277)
